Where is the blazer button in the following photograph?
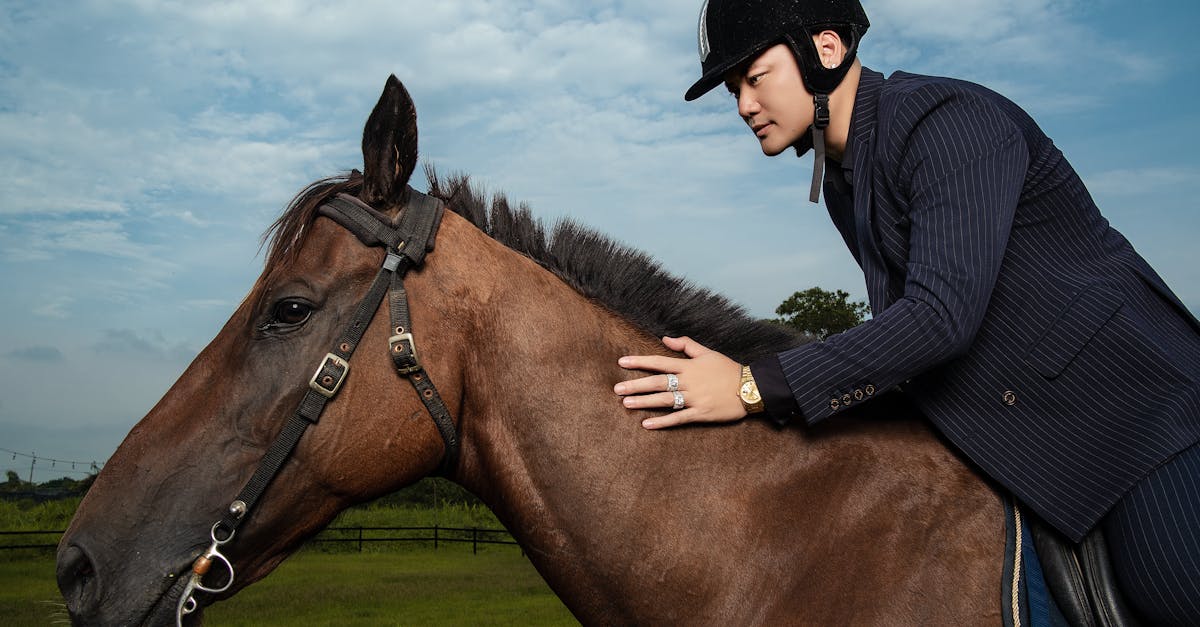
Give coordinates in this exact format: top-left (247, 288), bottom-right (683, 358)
top-left (830, 398), bottom-right (840, 410)
top-left (853, 388), bottom-right (864, 401)
top-left (842, 394), bottom-right (853, 406)
top-left (1002, 390), bottom-right (1017, 406)
top-left (865, 385), bottom-right (876, 396)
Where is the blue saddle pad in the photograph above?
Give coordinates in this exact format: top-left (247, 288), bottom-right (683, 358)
top-left (1003, 498), bottom-right (1069, 627)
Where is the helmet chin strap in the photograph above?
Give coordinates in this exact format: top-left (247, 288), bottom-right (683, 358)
top-left (808, 93), bottom-right (831, 203)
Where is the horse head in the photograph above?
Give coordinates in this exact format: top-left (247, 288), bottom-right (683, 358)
top-left (56, 75), bottom-right (473, 626)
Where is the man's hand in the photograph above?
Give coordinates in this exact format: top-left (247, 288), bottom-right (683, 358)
top-left (614, 336), bottom-right (746, 429)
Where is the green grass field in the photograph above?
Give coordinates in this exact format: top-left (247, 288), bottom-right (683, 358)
top-left (0, 548), bottom-right (578, 626)
top-left (0, 494), bottom-right (578, 625)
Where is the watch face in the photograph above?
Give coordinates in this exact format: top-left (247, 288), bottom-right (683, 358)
top-left (740, 381), bottom-right (761, 404)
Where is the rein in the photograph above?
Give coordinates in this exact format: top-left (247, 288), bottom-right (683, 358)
top-left (176, 189), bottom-right (457, 624)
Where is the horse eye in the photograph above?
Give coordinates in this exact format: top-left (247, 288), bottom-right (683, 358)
top-left (272, 300), bottom-right (313, 325)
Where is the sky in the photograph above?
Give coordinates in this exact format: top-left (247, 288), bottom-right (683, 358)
top-left (1, 0), bottom-right (1197, 481)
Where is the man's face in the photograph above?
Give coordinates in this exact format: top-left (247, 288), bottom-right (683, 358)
top-left (723, 44), bottom-right (813, 156)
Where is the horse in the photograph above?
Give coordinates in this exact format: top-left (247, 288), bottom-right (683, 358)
top-left (56, 75), bottom-right (1005, 625)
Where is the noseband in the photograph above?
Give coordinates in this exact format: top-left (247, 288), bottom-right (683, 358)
top-left (177, 188), bottom-right (458, 624)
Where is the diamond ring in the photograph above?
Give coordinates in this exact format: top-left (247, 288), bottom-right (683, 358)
top-left (672, 391), bottom-right (685, 410)
top-left (666, 373), bottom-right (679, 393)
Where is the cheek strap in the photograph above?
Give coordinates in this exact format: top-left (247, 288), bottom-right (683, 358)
top-left (808, 93), bottom-right (831, 204)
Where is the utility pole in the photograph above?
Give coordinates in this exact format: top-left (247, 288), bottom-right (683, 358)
top-left (28, 452), bottom-right (35, 485)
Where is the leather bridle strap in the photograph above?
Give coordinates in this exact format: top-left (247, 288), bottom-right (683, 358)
top-left (387, 271), bottom-right (460, 473)
top-left (330, 190), bottom-right (458, 473)
top-left (215, 258), bottom-right (395, 538)
top-left (379, 190), bottom-right (459, 474)
top-left (213, 188), bottom-right (454, 539)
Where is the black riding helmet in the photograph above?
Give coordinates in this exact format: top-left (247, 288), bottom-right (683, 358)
top-left (685, 0), bottom-right (870, 203)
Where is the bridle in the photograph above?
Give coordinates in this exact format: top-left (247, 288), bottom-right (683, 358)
top-left (176, 188), bottom-right (458, 624)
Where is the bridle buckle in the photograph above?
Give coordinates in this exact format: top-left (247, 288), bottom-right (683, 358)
top-left (308, 353), bottom-right (350, 398)
top-left (389, 333), bottom-right (421, 374)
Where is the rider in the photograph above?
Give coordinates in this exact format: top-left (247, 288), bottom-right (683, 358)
top-left (614, 0), bottom-right (1200, 623)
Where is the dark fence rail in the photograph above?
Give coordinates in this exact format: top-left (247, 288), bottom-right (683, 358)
top-left (311, 525), bottom-right (518, 554)
top-left (0, 490), bottom-right (84, 503)
top-left (0, 526), bottom-right (518, 553)
top-left (0, 529), bottom-right (63, 550)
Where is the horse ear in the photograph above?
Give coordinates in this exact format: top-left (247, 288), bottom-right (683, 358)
top-left (361, 74), bottom-right (419, 206)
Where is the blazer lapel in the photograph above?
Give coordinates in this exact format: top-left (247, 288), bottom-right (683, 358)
top-left (848, 69), bottom-right (891, 314)
top-left (852, 140), bottom-right (890, 313)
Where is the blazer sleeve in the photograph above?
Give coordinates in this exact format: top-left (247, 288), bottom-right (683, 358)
top-left (777, 87), bottom-right (1031, 426)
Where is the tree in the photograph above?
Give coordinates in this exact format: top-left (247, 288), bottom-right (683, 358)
top-left (774, 287), bottom-right (870, 339)
top-left (2, 469), bottom-right (30, 494)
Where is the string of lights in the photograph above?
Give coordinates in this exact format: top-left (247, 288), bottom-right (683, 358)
top-left (1, 447), bottom-right (104, 478)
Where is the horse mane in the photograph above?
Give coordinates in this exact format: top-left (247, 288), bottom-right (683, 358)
top-left (264, 168), bottom-right (809, 364)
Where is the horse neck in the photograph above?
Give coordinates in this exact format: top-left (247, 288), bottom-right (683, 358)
top-left (441, 217), bottom-right (755, 617)
top-left (449, 222), bottom-right (662, 503)
top-left (434, 214), bottom-right (1001, 623)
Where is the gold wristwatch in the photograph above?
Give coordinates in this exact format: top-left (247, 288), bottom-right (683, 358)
top-left (739, 365), bottom-right (765, 414)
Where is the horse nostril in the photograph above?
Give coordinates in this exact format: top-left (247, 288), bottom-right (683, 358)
top-left (57, 544), bottom-right (100, 617)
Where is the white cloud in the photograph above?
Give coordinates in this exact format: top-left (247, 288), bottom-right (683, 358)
top-left (182, 299), bottom-right (233, 310)
top-left (11, 219), bottom-right (159, 263)
top-left (1083, 166), bottom-right (1199, 197)
top-left (33, 296), bottom-right (73, 320)
top-left (863, 0), bottom-right (1160, 114)
top-left (92, 328), bottom-right (196, 364)
top-left (0, 110), bottom-right (136, 217)
top-left (177, 210), bottom-right (206, 227)
top-left (191, 108), bottom-right (293, 138)
top-left (869, 0), bottom-right (1065, 43)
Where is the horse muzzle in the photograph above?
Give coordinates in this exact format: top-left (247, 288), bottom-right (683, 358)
top-left (57, 537), bottom-right (204, 626)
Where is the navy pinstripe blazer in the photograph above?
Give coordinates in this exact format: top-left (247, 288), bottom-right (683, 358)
top-left (774, 68), bottom-right (1200, 541)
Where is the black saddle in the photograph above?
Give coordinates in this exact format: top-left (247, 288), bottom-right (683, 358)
top-left (1029, 517), bottom-right (1142, 627)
